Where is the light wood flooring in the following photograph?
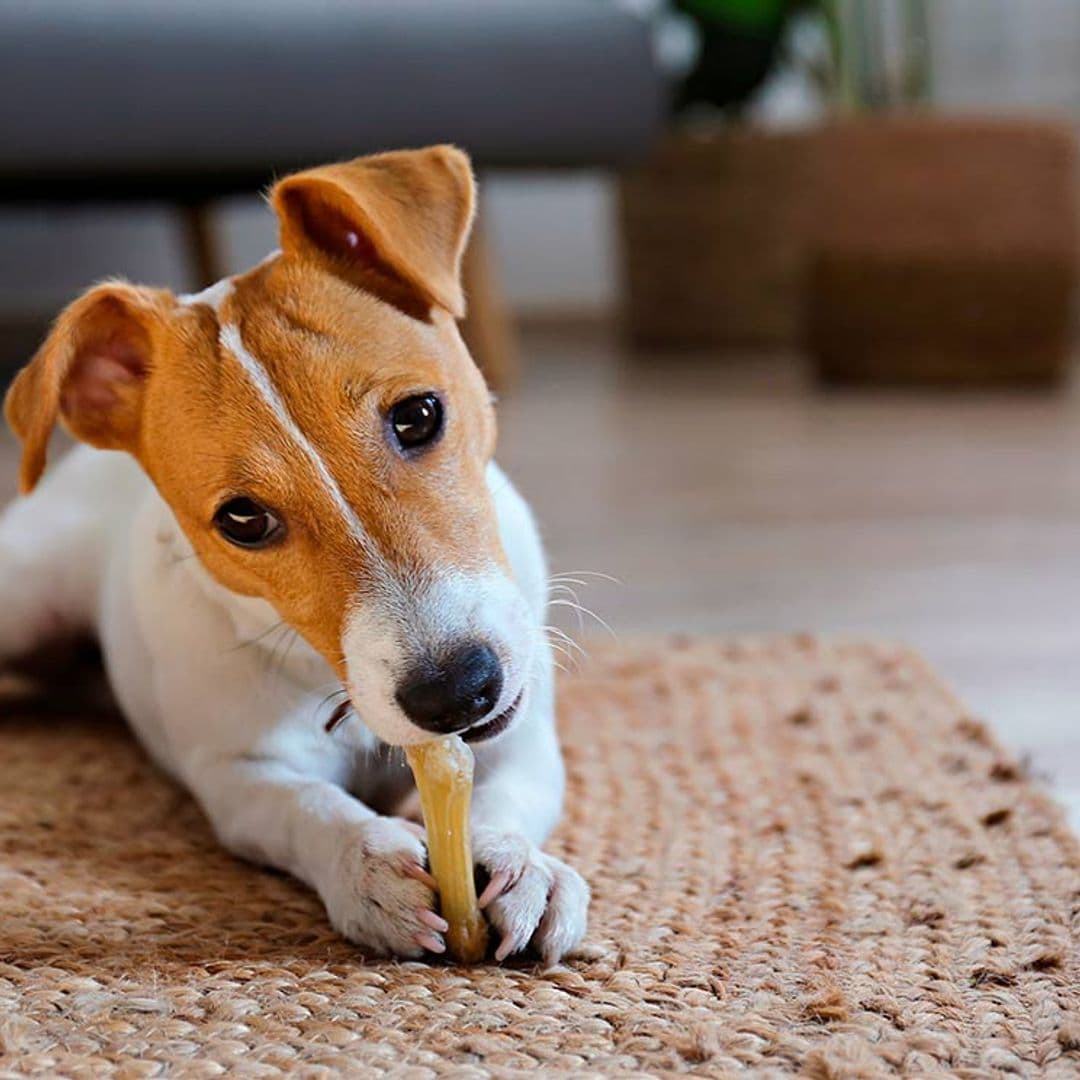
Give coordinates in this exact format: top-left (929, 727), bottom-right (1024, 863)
top-left (497, 325), bottom-right (1080, 828)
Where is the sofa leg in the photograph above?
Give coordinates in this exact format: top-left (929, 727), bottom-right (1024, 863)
top-left (180, 203), bottom-right (223, 289)
top-left (460, 214), bottom-right (519, 392)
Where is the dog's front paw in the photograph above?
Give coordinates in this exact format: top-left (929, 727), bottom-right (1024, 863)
top-left (472, 827), bottom-right (589, 965)
top-left (323, 816), bottom-right (448, 958)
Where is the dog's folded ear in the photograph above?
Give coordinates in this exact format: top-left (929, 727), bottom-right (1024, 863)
top-left (271, 145), bottom-right (476, 320)
top-left (4, 282), bottom-right (170, 494)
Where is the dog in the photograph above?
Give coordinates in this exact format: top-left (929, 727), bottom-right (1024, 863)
top-left (0, 146), bottom-right (588, 963)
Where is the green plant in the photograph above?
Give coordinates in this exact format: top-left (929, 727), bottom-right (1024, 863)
top-left (672, 0), bottom-right (802, 113)
top-left (678, 0), bottom-right (790, 28)
top-left (823, 0), bottom-right (932, 111)
top-left (671, 0), bottom-right (933, 116)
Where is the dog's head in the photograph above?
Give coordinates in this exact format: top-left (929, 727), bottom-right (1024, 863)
top-left (4, 146), bottom-right (537, 745)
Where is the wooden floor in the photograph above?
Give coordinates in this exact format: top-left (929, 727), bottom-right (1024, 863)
top-left (1, 323), bottom-right (1078, 826)
top-left (497, 325), bottom-right (1080, 828)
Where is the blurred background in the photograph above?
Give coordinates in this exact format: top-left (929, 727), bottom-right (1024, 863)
top-left (1, 1), bottom-right (1078, 819)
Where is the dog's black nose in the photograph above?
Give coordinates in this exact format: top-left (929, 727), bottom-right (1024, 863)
top-left (396, 643), bottom-right (503, 734)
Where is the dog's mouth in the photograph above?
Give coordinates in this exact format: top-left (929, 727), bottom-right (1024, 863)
top-left (324, 688), bottom-right (524, 743)
top-left (461, 689), bottom-right (524, 744)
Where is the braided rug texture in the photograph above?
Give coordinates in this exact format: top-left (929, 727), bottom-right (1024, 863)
top-left (1, 637), bottom-right (1078, 1078)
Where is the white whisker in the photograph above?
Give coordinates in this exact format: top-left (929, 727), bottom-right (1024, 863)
top-left (549, 597), bottom-right (617, 639)
top-left (549, 584), bottom-right (586, 636)
top-left (549, 569), bottom-right (622, 586)
top-left (545, 625), bottom-right (589, 665)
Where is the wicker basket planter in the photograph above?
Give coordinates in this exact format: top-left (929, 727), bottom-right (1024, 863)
top-left (618, 130), bottom-right (814, 349)
top-left (806, 117), bottom-right (1078, 386)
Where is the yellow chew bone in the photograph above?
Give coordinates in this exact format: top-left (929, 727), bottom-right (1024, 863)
top-left (405, 736), bottom-right (489, 963)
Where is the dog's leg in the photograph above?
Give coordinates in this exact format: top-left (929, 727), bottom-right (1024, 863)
top-left (185, 752), bottom-right (446, 957)
top-left (468, 652), bottom-right (590, 965)
top-left (0, 446), bottom-right (143, 663)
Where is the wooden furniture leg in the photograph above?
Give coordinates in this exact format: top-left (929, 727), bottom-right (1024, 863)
top-left (459, 212), bottom-right (519, 392)
top-left (180, 202), bottom-right (223, 289)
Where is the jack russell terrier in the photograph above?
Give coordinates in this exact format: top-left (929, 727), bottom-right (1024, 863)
top-left (1, 146), bottom-right (588, 963)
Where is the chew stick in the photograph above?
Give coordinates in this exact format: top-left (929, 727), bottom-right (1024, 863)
top-left (405, 736), bottom-right (489, 963)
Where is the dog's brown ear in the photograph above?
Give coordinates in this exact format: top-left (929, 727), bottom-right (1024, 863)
top-left (271, 145), bottom-right (476, 319)
top-left (4, 282), bottom-right (168, 493)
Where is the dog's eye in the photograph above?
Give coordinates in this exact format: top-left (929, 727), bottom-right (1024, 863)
top-left (390, 393), bottom-right (443, 451)
top-left (213, 497), bottom-right (282, 549)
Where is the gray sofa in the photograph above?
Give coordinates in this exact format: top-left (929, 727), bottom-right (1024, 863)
top-left (0, 0), bottom-right (662, 197)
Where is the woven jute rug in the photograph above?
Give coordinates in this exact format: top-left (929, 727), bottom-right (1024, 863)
top-left (1, 638), bottom-right (1078, 1077)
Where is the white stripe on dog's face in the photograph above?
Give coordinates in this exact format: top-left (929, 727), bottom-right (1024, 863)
top-left (218, 322), bottom-right (369, 545)
top-left (177, 251), bottom-right (279, 313)
top-left (183, 272), bottom-right (370, 548)
top-left (178, 276), bottom-right (235, 313)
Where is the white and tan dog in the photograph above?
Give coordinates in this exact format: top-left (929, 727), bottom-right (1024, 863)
top-left (0, 146), bottom-right (587, 963)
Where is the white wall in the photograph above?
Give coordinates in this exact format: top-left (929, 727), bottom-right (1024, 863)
top-left (930, 0), bottom-right (1080, 116)
top-left (483, 174), bottom-right (616, 315)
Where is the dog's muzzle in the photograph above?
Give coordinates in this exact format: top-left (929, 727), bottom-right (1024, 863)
top-left (395, 642), bottom-right (504, 735)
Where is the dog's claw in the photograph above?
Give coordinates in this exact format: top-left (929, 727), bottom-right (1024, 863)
top-left (417, 908), bottom-right (450, 933)
top-left (478, 869), bottom-right (512, 909)
top-left (403, 863), bottom-right (439, 891)
top-left (415, 931), bottom-right (446, 954)
top-left (494, 933), bottom-right (515, 963)
top-left (472, 828), bottom-right (589, 964)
